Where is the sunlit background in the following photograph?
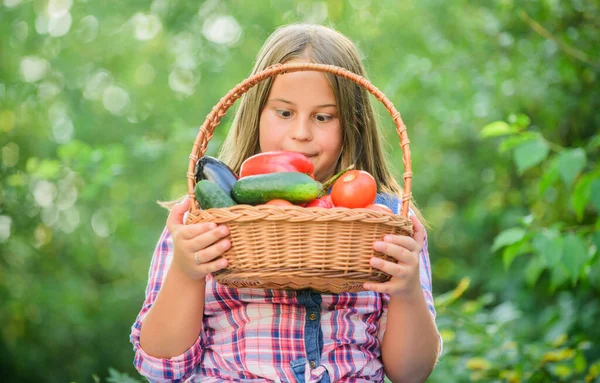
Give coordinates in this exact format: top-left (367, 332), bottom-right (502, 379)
top-left (1, 0), bottom-right (599, 382)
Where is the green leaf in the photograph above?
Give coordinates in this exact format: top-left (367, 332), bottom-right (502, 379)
top-left (593, 232), bottom-right (600, 254)
top-left (492, 227), bottom-right (527, 252)
top-left (480, 121), bottom-right (517, 138)
top-left (562, 234), bottom-right (589, 285)
top-left (550, 264), bottom-right (569, 291)
top-left (106, 367), bottom-right (142, 383)
top-left (571, 173), bottom-right (594, 221)
top-left (502, 243), bottom-right (533, 269)
top-left (556, 148), bottom-right (587, 187)
top-left (533, 230), bottom-right (563, 265)
top-left (524, 255), bottom-right (546, 286)
top-left (498, 132), bottom-right (540, 152)
top-left (590, 179), bottom-right (600, 212)
top-left (573, 351), bottom-right (587, 373)
top-left (518, 214), bottom-right (535, 227)
top-left (586, 135), bottom-right (600, 151)
top-left (588, 253), bottom-right (600, 289)
top-left (539, 157), bottom-right (560, 195)
top-left (508, 113), bottom-right (531, 129)
top-left (513, 138), bottom-right (549, 174)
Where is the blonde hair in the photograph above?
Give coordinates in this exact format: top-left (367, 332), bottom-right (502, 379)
top-left (218, 23), bottom-right (423, 220)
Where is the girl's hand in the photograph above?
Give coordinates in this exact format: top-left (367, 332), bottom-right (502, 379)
top-left (364, 215), bottom-right (425, 298)
top-left (166, 198), bottom-right (231, 281)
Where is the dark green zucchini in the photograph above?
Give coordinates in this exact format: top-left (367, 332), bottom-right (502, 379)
top-left (231, 172), bottom-right (320, 205)
top-left (194, 180), bottom-right (237, 209)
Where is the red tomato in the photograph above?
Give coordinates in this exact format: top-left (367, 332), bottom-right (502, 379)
top-left (365, 203), bottom-right (393, 213)
top-left (331, 170), bottom-right (377, 208)
top-left (306, 195), bottom-right (335, 208)
top-left (265, 199), bottom-right (294, 206)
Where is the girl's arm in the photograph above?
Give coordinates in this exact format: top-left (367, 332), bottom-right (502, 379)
top-left (139, 256), bottom-right (207, 358)
top-left (381, 284), bottom-right (440, 382)
top-left (366, 215), bottom-right (441, 383)
top-left (130, 227), bottom-right (205, 382)
top-left (130, 199), bottom-right (230, 382)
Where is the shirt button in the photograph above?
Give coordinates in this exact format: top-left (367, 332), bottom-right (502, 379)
top-left (308, 313), bottom-right (317, 321)
top-left (309, 360), bottom-right (316, 369)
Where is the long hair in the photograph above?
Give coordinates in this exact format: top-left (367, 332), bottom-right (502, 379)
top-left (217, 24), bottom-right (422, 219)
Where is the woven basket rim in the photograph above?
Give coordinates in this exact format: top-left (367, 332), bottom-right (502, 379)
top-left (185, 203), bottom-right (412, 225)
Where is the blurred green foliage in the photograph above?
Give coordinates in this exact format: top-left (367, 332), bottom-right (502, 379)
top-left (1, 0), bottom-right (599, 382)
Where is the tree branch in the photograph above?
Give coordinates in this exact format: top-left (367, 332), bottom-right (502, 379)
top-left (518, 9), bottom-right (600, 69)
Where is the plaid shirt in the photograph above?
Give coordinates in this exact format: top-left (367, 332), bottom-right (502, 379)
top-left (130, 195), bottom-right (438, 382)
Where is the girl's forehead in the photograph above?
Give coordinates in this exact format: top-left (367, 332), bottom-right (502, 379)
top-left (269, 70), bottom-right (336, 103)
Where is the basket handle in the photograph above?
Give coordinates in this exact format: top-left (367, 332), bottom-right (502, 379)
top-left (187, 62), bottom-right (413, 217)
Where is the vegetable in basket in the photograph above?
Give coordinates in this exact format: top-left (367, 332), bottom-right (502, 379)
top-left (194, 180), bottom-right (237, 209)
top-left (330, 169), bottom-right (377, 208)
top-left (232, 165), bottom-right (354, 205)
top-left (239, 151), bottom-right (314, 178)
top-left (305, 195), bottom-right (334, 208)
top-left (195, 156), bottom-right (238, 195)
top-left (232, 172), bottom-right (319, 205)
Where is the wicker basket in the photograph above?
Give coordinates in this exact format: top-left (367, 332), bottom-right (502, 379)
top-left (185, 62), bottom-right (414, 293)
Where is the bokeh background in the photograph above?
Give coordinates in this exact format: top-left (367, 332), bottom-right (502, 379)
top-left (1, 0), bottom-right (599, 382)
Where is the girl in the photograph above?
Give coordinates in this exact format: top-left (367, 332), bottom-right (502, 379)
top-left (130, 24), bottom-right (441, 383)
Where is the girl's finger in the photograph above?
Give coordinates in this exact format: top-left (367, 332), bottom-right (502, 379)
top-left (166, 198), bottom-right (189, 236)
top-left (187, 225), bottom-right (230, 252)
top-left (369, 256), bottom-right (406, 277)
top-left (380, 234), bottom-right (419, 253)
top-left (176, 222), bottom-right (218, 240)
top-left (363, 281), bottom-right (394, 295)
top-left (373, 241), bottom-right (417, 265)
top-left (198, 256), bottom-right (229, 275)
top-left (192, 239), bottom-right (231, 264)
top-left (410, 214), bottom-right (425, 246)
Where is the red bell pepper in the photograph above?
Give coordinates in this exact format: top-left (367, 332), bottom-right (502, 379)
top-left (305, 195), bottom-right (334, 208)
top-left (240, 151), bottom-right (315, 178)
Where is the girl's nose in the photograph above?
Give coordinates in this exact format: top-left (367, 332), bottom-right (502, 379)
top-left (290, 117), bottom-right (312, 141)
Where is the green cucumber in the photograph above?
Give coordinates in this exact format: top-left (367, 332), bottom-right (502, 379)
top-left (194, 180), bottom-right (237, 209)
top-left (232, 172), bottom-right (320, 205)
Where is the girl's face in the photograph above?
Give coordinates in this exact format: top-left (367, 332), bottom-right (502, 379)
top-left (259, 60), bottom-right (343, 182)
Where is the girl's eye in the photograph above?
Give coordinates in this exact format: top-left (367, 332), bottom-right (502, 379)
top-left (314, 114), bottom-right (332, 123)
top-left (275, 109), bottom-right (293, 119)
